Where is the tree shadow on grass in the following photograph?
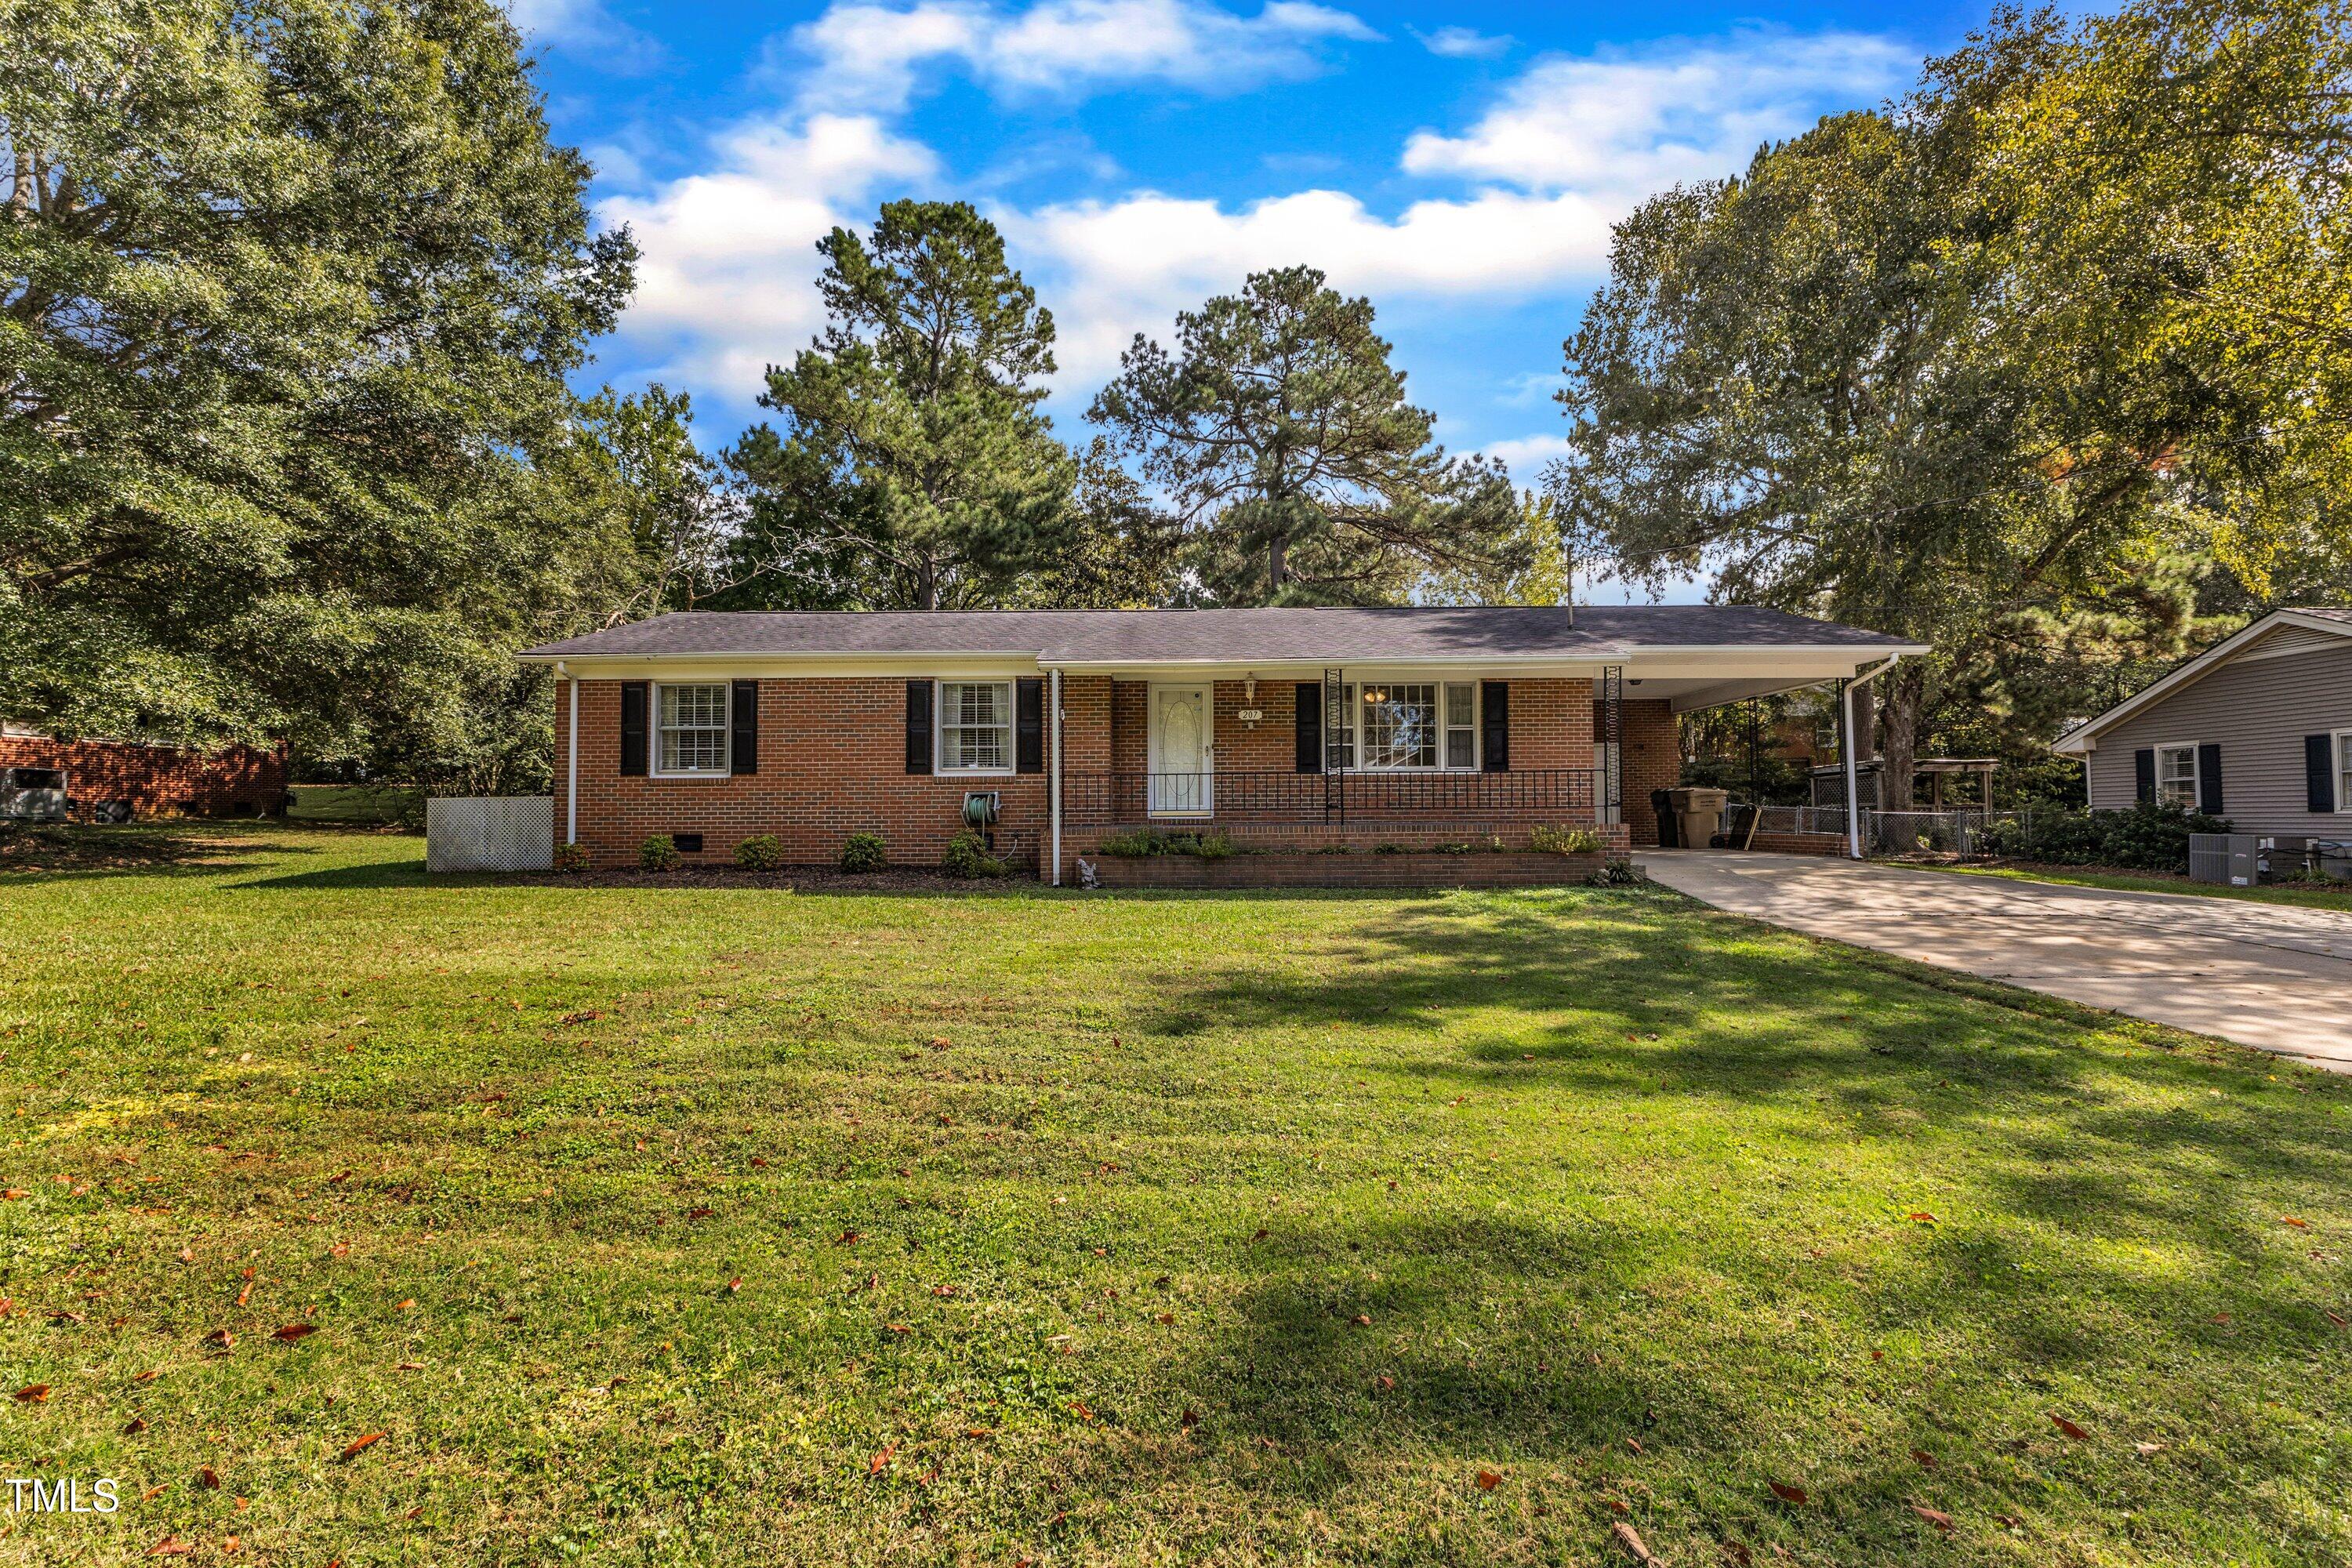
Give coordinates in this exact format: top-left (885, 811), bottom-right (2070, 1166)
top-left (0, 820), bottom-right (296, 880)
top-left (1105, 889), bottom-right (2352, 1538)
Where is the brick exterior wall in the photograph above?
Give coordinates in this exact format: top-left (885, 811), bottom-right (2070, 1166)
top-left (553, 673), bottom-right (1620, 875)
top-left (1605, 699), bottom-right (1681, 847)
top-left (0, 733), bottom-right (287, 818)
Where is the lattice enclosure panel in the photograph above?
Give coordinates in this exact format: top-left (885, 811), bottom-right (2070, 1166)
top-left (426, 797), bottom-right (555, 873)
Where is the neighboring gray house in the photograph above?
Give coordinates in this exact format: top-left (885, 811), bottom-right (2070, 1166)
top-left (2053, 608), bottom-right (2352, 835)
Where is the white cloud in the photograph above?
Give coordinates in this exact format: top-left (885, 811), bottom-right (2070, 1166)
top-left (1402, 31), bottom-right (1912, 198)
top-left (1003, 185), bottom-right (1616, 385)
top-left (597, 115), bottom-right (939, 401)
top-left (1475, 434), bottom-right (1570, 483)
top-left (785, 0), bottom-right (1377, 112)
top-left (1412, 24), bottom-right (1511, 59)
top-left (507, 0), bottom-right (663, 71)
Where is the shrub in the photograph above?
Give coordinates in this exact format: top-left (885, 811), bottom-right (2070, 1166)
top-left (1588, 858), bottom-right (1644, 887)
top-left (1435, 841), bottom-right (1475, 856)
top-left (553, 842), bottom-right (590, 874)
top-left (942, 830), bottom-right (1007, 880)
top-left (838, 832), bottom-right (887, 873)
top-left (637, 835), bottom-right (681, 872)
top-left (1975, 801), bottom-right (2227, 873)
top-left (1530, 824), bottom-right (1606, 855)
top-left (1096, 829), bottom-right (1237, 859)
top-left (735, 834), bottom-right (786, 871)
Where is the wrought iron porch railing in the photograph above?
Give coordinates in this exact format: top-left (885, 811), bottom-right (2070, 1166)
top-left (1062, 769), bottom-right (1599, 826)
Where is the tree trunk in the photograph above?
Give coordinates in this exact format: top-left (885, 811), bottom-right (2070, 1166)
top-left (915, 554), bottom-right (938, 612)
top-left (1878, 661), bottom-right (1926, 816)
top-left (1267, 532), bottom-right (1286, 602)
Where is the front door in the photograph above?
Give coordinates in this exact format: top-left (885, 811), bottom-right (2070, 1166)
top-left (1149, 684), bottom-right (1213, 816)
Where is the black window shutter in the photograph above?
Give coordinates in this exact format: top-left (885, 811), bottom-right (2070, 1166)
top-left (619, 681), bottom-right (648, 776)
top-left (2133, 748), bottom-right (2155, 804)
top-left (2196, 742), bottom-right (2222, 815)
top-left (731, 680), bottom-right (759, 775)
top-left (1014, 678), bottom-right (1044, 774)
top-left (2310, 734), bottom-right (2339, 813)
top-left (1480, 681), bottom-right (1509, 773)
top-left (906, 681), bottom-right (934, 774)
top-left (1294, 682), bottom-right (1322, 772)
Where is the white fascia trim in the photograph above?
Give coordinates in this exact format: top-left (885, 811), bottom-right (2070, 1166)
top-left (2050, 610), bottom-right (2352, 754)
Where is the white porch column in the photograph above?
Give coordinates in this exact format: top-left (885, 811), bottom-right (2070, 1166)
top-left (1048, 667), bottom-right (1063, 887)
top-left (562, 662), bottom-right (579, 847)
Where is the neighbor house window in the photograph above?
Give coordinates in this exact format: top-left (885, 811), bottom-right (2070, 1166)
top-left (1360, 682), bottom-right (1439, 769)
top-left (2155, 742), bottom-right (2198, 808)
top-left (656, 683), bottom-right (730, 775)
top-left (938, 681), bottom-right (1012, 772)
top-left (1444, 682), bottom-right (1479, 769)
top-left (2339, 731), bottom-right (2352, 811)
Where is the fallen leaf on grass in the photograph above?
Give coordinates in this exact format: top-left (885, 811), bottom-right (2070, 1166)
top-left (13, 1385), bottom-right (48, 1403)
top-left (339, 1432), bottom-right (383, 1462)
top-left (1907, 1212), bottom-right (1936, 1225)
top-left (123, 1417), bottom-right (148, 1435)
top-left (931, 1284), bottom-right (958, 1298)
top-left (1612, 1521), bottom-right (1657, 1564)
top-left (2049, 1415), bottom-right (2089, 1440)
top-left (2136, 1441), bottom-right (2166, 1456)
top-left (724, 1277), bottom-right (742, 1295)
top-left (1911, 1448), bottom-right (1936, 1469)
top-left (395, 1299), bottom-right (416, 1312)
top-left (2327, 1311), bottom-right (2348, 1328)
top-left (868, 1443), bottom-right (896, 1475)
top-left (147, 1537), bottom-right (193, 1557)
top-left (1156, 1312), bottom-right (1174, 1325)
top-left (1769, 1481), bottom-right (1809, 1504)
top-left (1625, 1438), bottom-right (1643, 1456)
top-left (141, 1485), bottom-right (167, 1502)
top-left (885, 1324), bottom-right (913, 1336)
top-left (2283, 1216), bottom-right (2310, 1228)
top-left (1991, 1512), bottom-right (2023, 1528)
top-left (837, 1230), bottom-right (861, 1246)
top-left (1722, 1544), bottom-right (1752, 1566)
top-left (197, 1467), bottom-right (220, 1490)
top-left (1070, 1401), bottom-right (1096, 1422)
top-left (396, 1361), bottom-right (426, 1372)
top-left (273, 1323), bottom-right (317, 1342)
top-left (1375, 1375), bottom-right (1394, 1391)
top-left (1351, 1313), bottom-right (1371, 1327)
top-left (685, 1207), bottom-right (714, 1220)
top-left (1179, 1409), bottom-right (1198, 1428)
top-left (1909, 1504), bottom-right (1955, 1533)
top-left (1475, 1469), bottom-right (1501, 1491)
top-left (2, 1190), bottom-right (27, 1202)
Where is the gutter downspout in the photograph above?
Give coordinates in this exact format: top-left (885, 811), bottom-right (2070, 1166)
top-left (561, 661), bottom-right (579, 847)
top-left (1842, 653), bottom-right (1903, 860)
top-left (1048, 667), bottom-right (1062, 887)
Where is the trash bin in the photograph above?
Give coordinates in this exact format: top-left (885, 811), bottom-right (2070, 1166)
top-left (1668, 786), bottom-right (1730, 850)
top-left (1650, 788), bottom-right (1680, 849)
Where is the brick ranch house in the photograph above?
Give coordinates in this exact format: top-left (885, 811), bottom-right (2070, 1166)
top-left (518, 607), bottom-right (1922, 882)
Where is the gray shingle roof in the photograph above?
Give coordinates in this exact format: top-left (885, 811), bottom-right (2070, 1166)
top-left (520, 606), bottom-right (1918, 663)
top-left (2298, 606), bottom-right (2352, 625)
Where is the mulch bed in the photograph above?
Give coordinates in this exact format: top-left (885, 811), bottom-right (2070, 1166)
top-left (518, 865), bottom-right (1036, 893)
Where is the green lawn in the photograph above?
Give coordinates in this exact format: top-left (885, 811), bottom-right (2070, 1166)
top-left (4, 825), bottom-right (2349, 1566)
top-left (1933, 861), bottom-right (2352, 910)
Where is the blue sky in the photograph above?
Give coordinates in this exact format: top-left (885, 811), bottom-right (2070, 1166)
top-left (520, 0), bottom-right (1982, 510)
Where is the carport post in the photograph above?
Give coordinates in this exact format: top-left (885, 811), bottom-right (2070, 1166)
top-left (1842, 654), bottom-right (1903, 859)
top-left (1049, 666), bottom-right (1062, 887)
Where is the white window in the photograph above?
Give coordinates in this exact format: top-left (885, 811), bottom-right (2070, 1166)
top-left (2338, 731), bottom-right (2352, 812)
top-left (1360, 682), bottom-right (1439, 769)
top-left (1444, 682), bottom-right (1479, 770)
top-left (2155, 742), bottom-right (2198, 808)
top-left (656, 683), bottom-right (730, 775)
top-left (938, 681), bottom-right (1012, 772)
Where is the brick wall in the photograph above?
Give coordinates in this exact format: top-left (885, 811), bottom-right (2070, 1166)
top-left (554, 673), bottom-right (1618, 874)
top-left (1606, 699), bottom-right (1680, 847)
top-left (0, 734), bottom-right (287, 818)
top-left (551, 676), bottom-right (1117, 870)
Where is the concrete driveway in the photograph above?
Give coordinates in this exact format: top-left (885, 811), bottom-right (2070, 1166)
top-left (1636, 851), bottom-right (2352, 1073)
